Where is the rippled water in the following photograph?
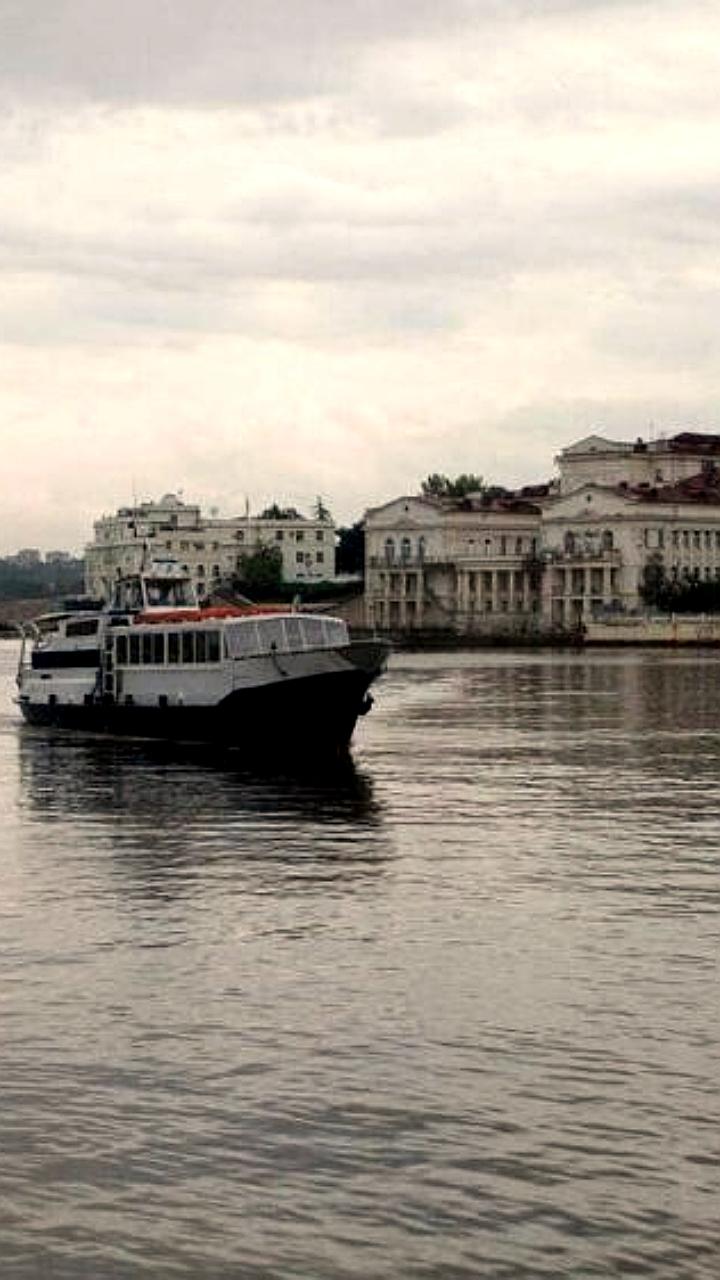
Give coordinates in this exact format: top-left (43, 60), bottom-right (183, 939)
top-left (1, 640), bottom-right (719, 1278)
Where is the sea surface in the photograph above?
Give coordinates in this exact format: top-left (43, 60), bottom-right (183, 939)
top-left (1, 640), bottom-right (719, 1279)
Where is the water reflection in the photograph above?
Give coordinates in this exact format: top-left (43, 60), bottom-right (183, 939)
top-left (17, 727), bottom-right (390, 899)
top-left (4, 648), bottom-right (720, 1280)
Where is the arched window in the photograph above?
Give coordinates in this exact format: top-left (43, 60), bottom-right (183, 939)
top-left (564, 531), bottom-right (576, 554)
top-left (602, 529), bottom-right (614, 551)
top-left (384, 538), bottom-right (395, 564)
top-left (418, 536), bottom-right (427, 563)
top-left (400, 536), bottom-right (412, 562)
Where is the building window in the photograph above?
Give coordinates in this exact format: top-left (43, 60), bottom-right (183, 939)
top-left (296, 531), bottom-right (304, 543)
top-left (316, 552), bottom-right (324, 564)
top-left (694, 531), bottom-right (701, 549)
top-left (384, 538), bottom-right (395, 564)
top-left (401, 537), bottom-right (412, 562)
top-left (316, 531), bottom-right (324, 542)
top-left (564, 531), bottom-right (575, 554)
top-left (275, 530), bottom-right (284, 541)
top-left (500, 536), bottom-right (507, 555)
top-left (515, 537), bottom-right (523, 555)
top-left (602, 529), bottom-right (614, 551)
top-left (296, 551), bottom-right (304, 564)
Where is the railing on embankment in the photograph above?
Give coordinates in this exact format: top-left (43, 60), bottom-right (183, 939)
top-left (584, 615), bottom-right (720, 645)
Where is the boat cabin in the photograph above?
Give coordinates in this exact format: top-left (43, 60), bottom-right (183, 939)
top-left (111, 560), bottom-right (197, 614)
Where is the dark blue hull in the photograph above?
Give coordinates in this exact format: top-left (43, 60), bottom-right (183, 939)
top-left (19, 666), bottom-right (379, 756)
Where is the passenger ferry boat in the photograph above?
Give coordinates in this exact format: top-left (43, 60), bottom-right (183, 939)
top-left (15, 560), bottom-right (389, 755)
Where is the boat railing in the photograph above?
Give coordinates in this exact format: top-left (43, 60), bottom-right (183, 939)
top-left (14, 622), bottom-right (37, 687)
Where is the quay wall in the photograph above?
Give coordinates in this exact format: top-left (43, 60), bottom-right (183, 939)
top-left (584, 616), bottom-right (720, 645)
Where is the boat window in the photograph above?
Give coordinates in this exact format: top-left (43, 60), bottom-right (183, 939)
top-left (129, 634), bottom-right (141, 665)
top-left (116, 634), bottom-right (128, 665)
top-left (195, 631), bottom-right (207, 663)
top-left (324, 619), bottom-right (348, 647)
top-left (225, 622), bottom-right (260, 658)
top-left (151, 632), bottom-right (165, 664)
top-left (207, 631), bottom-right (221, 662)
top-left (285, 617), bottom-right (303, 650)
top-left (301, 617), bottom-right (325, 648)
top-left (66, 619), bottom-right (99, 638)
top-left (142, 633), bottom-right (153, 664)
top-left (258, 618), bottom-right (286, 652)
top-left (168, 633), bottom-right (180, 664)
top-left (182, 632), bottom-right (194, 664)
top-left (144, 578), bottom-right (195, 608)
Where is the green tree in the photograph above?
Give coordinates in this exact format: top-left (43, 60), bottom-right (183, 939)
top-left (234, 544), bottom-right (283, 598)
top-left (259, 503), bottom-right (302, 520)
top-left (639, 554), bottom-right (666, 608)
top-left (336, 522), bottom-right (365, 575)
top-left (640, 557), bottom-right (720, 614)
top-left (314, 496), bottom-right (332, 522)
top-left (421, 473), bottom-right (507, 500)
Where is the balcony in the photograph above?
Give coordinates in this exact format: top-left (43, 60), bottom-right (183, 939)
top-left (368, 554), bottom-right (453, 569)
top-left (544, 547), bottom-right (622, 564)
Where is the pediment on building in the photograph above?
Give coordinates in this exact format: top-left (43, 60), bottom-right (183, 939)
top-left (560, 434), bottom-right (630, 456)
top-left (543, 484), bottom-right (635, 520)
top-left (364, 496), bottom-right (442, 529)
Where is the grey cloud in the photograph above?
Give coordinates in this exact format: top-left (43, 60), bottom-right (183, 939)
top-left (0, 0), bottom-right (666, 106)
top-left (0, 0), bottom-right (478, 105)
top-left (497, 397), bottom-right (719, 453)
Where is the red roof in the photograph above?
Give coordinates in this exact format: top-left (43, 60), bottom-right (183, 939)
top-left (624, 467), bottom-right (720, 505)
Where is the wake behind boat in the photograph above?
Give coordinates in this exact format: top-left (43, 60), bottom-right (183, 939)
top-left (15, 559), bottom-right (389, 755)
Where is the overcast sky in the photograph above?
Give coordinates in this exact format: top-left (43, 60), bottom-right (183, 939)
top-left (2, 0), bottom-right (719, 552)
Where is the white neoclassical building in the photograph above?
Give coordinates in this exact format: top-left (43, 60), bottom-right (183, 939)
top-left (364, 493), bottom-right (543, 634)
top-left (555, 432), bottom-right (720, 494)
top-left (85, 494), bottom-right (335, 601)
top-left (541, 478), bottom-right (720, 626)
top-left (365, 432), bottom-right (720, 633)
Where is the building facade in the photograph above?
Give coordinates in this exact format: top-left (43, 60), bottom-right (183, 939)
top-left (541, 480), bottom-right (720, 626)
top-left (85, 494), bottom-right (335, 600)
top-left (364, 495), bottom-right (542, 634)
top-left (365, 433), bottom-right (720, 633)
top-left (556, 432), bottom-right (720, 493)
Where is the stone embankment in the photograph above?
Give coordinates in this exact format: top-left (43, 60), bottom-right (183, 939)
top-left (584, 615), bottom-right (720, 645)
